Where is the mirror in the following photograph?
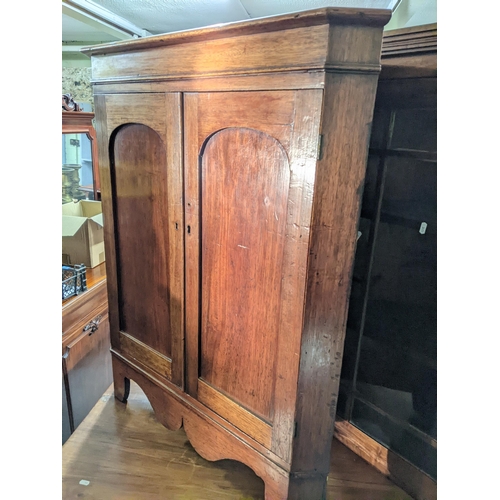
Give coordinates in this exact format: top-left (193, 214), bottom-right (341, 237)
top-left (62, 94), bottom-right (100, 202)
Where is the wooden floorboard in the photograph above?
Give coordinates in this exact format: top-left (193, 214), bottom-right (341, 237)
top-left (62, 381), bottom-right (413, 499)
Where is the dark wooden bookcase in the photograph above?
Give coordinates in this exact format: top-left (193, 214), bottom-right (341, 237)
top-left (335, 23), bottom-right (437, 500)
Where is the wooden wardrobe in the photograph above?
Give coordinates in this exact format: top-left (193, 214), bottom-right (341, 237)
top-left (84, 8), bottom-right (391, 499)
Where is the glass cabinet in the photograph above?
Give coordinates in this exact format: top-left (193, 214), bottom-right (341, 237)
top-left (338, 72), bottom-right (437, 483)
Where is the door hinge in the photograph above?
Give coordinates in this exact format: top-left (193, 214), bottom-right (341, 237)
top-left (294, 421), bottom-right (298, 438)
top-left (317, 134), bottom-right (324, 160)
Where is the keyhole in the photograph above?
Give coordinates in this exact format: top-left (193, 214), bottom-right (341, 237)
top-left (187, 225), bottom-right (191, 234)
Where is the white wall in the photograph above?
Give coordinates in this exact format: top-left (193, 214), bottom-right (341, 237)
top-left (62, 53), bottom-right (91, 68)
top-left (385, 0), bottom-right (437, 31)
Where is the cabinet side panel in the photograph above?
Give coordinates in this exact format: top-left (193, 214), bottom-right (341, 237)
top-left (292, 72), bottom-right (380, 474)
top-left (110, 123), bottom-right (172, 358)
top-left (200, 127), bottom-right (290, 421)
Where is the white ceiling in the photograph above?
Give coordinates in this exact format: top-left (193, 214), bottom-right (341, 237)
top-left (62, 0), bottom-right (406, 45)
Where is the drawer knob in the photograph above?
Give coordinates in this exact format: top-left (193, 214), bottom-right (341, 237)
top-left (83, 315), bottom-right (102, 335)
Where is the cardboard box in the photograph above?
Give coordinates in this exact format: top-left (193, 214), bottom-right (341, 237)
top-left (62, 200), bottom-right (105, 268)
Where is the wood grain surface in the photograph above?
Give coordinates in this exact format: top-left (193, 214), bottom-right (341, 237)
top-left (111, 123), bottom-right (172, 356)
top-left (200, 127), bottom-right (289, 421)
top-left (290, 71), bottom-right (381, 489)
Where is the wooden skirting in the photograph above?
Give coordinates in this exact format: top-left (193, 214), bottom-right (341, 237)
top-left (334, 418), bottom-right (437, 500)
top-left (62, 381), bottom-right (413, 500)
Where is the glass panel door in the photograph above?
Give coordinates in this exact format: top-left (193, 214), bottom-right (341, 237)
top-left (339, 101), bottom-right (437, 481)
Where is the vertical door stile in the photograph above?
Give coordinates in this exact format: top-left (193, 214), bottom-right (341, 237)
top-left (184, 93), bottom-right (202, 397)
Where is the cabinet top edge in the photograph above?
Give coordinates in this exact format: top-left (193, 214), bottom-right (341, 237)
top-left (82, 7), bottom-right (391, 57)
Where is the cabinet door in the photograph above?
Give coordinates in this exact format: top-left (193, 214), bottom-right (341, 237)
top-left (94, 93), bottom-right (184, 387)
top-left (63, 312), bottom-right (112, 431)
top-left (184, 90), bottom-right (322, 460)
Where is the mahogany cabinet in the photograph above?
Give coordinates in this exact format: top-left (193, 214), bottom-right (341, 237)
top-left (84, 8), bottom-right (391, 499)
